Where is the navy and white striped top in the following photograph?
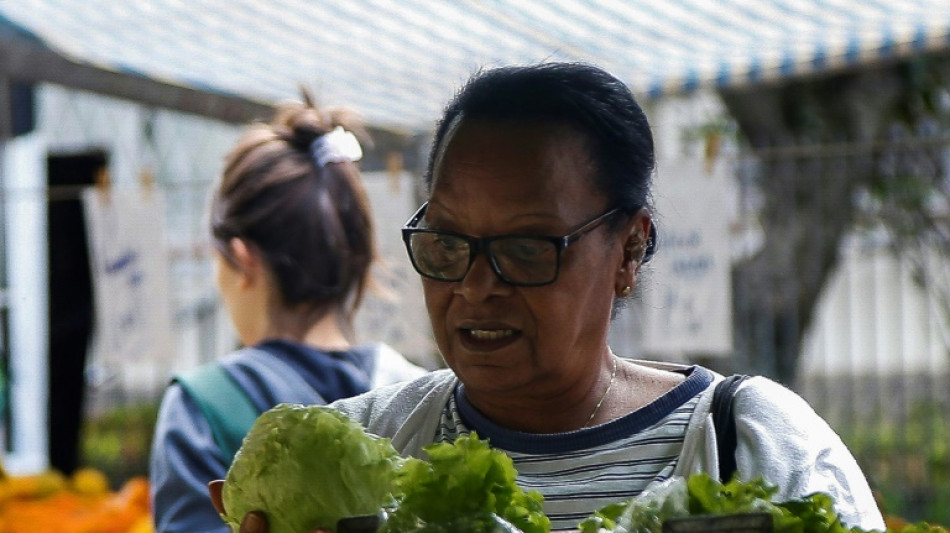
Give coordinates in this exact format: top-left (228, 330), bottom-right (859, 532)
top-left (434, 365), bottom-right (714, 531)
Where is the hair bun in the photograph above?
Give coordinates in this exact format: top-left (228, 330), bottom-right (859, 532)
top-left (273, 103), bottom-right (327, 150)
top-left (272, 91), bottom-right (370, 153)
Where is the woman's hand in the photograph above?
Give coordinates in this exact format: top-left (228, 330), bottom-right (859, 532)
top-left (207, 480), bottom-right (332, 533)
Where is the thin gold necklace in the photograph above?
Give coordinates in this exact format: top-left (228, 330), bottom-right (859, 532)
top-left (585, 356), bottom-right (618, 427)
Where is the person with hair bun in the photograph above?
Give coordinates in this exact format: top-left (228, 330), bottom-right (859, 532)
top-left (148, 94), bottom-right (426, 533)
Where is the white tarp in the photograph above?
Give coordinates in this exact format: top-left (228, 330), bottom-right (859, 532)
top-left (642, 157), bottom-right (734, 357)
top-left (82, 187), bottom-right (174, 370)
top-left (4, 1), bottom-right (949, 130)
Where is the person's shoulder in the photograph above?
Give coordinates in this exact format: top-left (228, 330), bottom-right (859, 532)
top-left (329, 369), bottom-right (456, 436)
top-left (630, 359), bottom-right (693, 373)
top-left (368, 343), bottom-right (430, 385)
top-left (731, 375), bottom-right (836, 436)
top-left (734, 375), bottom-right (812, 409)
top-left (729, 376), bottom-right (885, 530)
top-left (332, 369), bottom-right (454, 412)
top-left (215, 344), bottom-right (273, 369)
top-left (374, 367), bottom-right (454, 397)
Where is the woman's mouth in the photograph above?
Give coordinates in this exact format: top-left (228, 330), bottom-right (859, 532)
top-left (459, 327), bottom-right (520, 351)
top-left (469, 328), bottom-right (514, 340)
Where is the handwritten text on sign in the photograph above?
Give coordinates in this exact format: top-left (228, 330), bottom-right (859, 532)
top-left (642, 158), bottom-right (734, 357)
top-left (82, 188), bottom-right (173, 363)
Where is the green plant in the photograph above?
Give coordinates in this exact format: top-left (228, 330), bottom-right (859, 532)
top-left (80, 402), bottom-right (160, 490)
top-left (836, 401), bottom-right (950, 526)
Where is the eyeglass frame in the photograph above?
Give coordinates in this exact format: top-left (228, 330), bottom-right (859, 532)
top-left (400, 201), bottom-right (628, 287)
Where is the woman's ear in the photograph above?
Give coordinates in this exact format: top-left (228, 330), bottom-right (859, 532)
top-left (228, 237), bottom-right (261, 289)
top-left (615, 209), bottom-right (652, 295)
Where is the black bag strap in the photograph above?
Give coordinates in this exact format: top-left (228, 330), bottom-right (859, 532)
top-left (712, 374), bottom-right (750, 483)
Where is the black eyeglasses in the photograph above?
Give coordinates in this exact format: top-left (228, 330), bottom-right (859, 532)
top-left (401, 202), bottom-right (623, 287)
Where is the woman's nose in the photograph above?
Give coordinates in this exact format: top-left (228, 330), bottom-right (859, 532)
top-left (456, 254), bottom-right (510, 301)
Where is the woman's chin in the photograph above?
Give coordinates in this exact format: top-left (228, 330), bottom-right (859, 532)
top-left (443, 334), bottom-right (531, 388)
top-left (452, 359), bottom-right (529, 395)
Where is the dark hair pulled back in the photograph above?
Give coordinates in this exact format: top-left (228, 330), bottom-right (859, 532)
top-left (210, 91), bottom-right (376, 318)
top-left (426, 62), bottom-right (656, 222)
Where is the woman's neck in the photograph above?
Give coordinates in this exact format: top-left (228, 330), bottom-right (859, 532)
top-left (259, 307), bottom-right (352, 352)
top-left (300, 311), bottom-right (352, 351)
top-left (461, 359), bottom-right (688, 433)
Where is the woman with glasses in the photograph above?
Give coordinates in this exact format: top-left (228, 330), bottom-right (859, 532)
top-left (215, 64), bottom-right (884, 532)
top-left (149, 94), bottom-right (426, 533)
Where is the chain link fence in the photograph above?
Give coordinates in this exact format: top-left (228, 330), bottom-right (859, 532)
top-left (733, 136), bottom-right (950, 522)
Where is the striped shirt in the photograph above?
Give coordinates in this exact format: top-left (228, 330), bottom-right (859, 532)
top-left (434, 365), bottom-right (714, 531)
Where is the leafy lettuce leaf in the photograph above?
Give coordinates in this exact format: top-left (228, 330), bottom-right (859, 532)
top-left (383, 433), bottom-right (550, 533)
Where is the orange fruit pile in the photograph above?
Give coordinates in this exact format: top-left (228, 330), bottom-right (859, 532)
top-left (0, 468), bottom-right (152, 533)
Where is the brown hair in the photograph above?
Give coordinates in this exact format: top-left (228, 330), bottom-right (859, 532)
top-left (210, 92), bottom-right (376, 323)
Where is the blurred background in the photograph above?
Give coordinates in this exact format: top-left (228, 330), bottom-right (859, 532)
top-left (0, 0), bottom-right (948, 527)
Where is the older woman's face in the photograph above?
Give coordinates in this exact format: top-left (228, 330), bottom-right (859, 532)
top-left (423, 119), bottom-right (625, 400)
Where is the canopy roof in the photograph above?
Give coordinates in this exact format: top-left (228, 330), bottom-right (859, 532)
top-left (2, 0), bottom-right (949, 131)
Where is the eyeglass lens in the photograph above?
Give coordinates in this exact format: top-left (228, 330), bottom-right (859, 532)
top-left (489, 237), bottom-right (558, 283)
top-left (409, 232), bottom-right (471, 280)
top-left (407, 232), bottom-right (559, 285)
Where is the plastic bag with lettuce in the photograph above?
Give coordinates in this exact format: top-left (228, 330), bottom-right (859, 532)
top-left (577, 474), bottom-right (948, 533)
top-left (219, 404), bottom-right (549, 533)
top-left (219, 403), bottom-right (947, 533)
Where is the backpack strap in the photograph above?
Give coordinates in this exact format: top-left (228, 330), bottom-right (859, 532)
top-left (712, 374), bottom-right (750, 483)
top-left (174, 364), bottom-right (260, 462)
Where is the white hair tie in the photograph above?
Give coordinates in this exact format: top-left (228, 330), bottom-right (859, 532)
top-left (310, 126), bottom-right (363, 168)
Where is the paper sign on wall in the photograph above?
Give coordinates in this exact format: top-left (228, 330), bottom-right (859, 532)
top-left (642, 158), bottom-right (734, 357)
top-left (82, 187), bottom-right (173, 364)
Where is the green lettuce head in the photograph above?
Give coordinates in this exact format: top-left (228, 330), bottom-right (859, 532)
top-left (221, 403), bottom-right (402, 533)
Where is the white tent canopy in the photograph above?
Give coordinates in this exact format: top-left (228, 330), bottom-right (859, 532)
top-left (2, 0), bottom-right (949, 131)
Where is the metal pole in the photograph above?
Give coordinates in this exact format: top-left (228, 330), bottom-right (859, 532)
top-left (0, 75), bottom-right (11, 141)
top-left (0, 75), bottom-right (11, 455)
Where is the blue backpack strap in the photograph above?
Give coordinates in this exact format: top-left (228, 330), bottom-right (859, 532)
top-left (174, 364), bottom-right (260, 462)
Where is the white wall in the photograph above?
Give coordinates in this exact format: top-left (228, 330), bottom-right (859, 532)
top-left (1, 133), bottom-right (49, 474)
top-left (35, 84), bottom-right (243, 396)
top-left (800, 233), bottom-right (949, 377)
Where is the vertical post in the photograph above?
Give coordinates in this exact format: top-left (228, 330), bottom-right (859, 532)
top-left (0, 78), bottom-right (49, 472)
top-left (0, 75), bottom-right (12, 458)
top-left (0, 76), bottom-right (12, 141)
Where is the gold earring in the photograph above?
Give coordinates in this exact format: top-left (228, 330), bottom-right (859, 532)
top-left (619, 286), bottom-right (632, 297)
